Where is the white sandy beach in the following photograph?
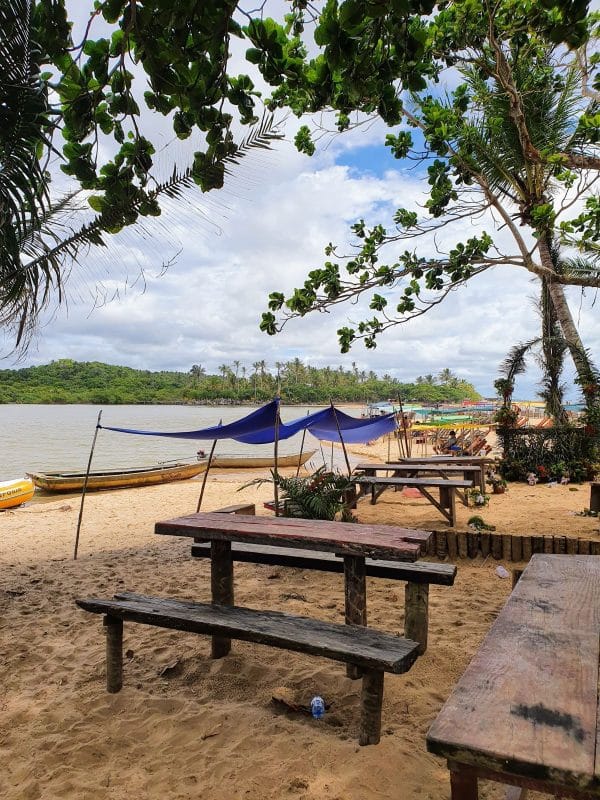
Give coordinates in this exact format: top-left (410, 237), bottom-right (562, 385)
top-left (1, 439), bottom-right (598, 799)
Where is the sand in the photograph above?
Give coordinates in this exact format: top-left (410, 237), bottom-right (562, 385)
top-left (1, 440), bottom-right (598, 800)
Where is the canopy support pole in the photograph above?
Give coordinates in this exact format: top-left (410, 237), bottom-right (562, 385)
top-left (73, 410), bottom-right (102, 561)
top-left (196, 438), bottom-right (218, 513)
top-left (331, 401), bottom-right (352, 477)
top-left (318, 441), bottom-right (327, 469)
top-left (273, 401), bottom-right (281, 517)
top-left (295, 425), bottom-right (308, 478)
top-left (397, 395), bottom-right (411, 457)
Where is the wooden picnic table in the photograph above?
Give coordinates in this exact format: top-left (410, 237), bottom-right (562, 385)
top-left (392, 456), bottom-right (497, 492)
top-left (352, 474), bottom-right (473, 527)
top-left (427, 554), bottom-right (600, 799)
top-left (355, 462), bottom-right (483, 499)
top-left (155, 512), bottom-right (431, 662)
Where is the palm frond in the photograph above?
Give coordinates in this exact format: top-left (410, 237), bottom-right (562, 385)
top-left (559, 254), bottom-right (600, 279)
top-left (499, 339), bottom-right (540, 384)
top-left (0, 0), bottom-right (50, 248)
top-left (2, 113), bottom-right (283, 351)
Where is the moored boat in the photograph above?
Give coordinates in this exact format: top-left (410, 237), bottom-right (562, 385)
top-left (27, 461), bottom-right (208, 493)
top-left (0, 478), bottom-right (35, 509)
top-left (27, 450), bottom-right (316, 493)
top-left (210, 450), bottom-right (316, 469)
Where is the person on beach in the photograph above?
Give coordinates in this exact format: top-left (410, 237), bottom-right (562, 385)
top-left (444, 431), bottom-right (461, 455)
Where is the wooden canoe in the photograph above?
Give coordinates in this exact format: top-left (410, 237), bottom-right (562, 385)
top-left (209, 450), bottom-right (316, 469)
top-left (27, 461), bottom-right (208, 493)
top-left (0, 478), bottom-right (35, 509)
top-left (27, 451), bottom-right (316, 493)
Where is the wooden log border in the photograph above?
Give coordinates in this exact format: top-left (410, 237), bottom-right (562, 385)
top-left (420, 529), bottom-right (600, 562)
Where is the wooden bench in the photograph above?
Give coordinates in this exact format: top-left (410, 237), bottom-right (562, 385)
top-left (213, 503), bottom-right (256, 515)
top-left (427, 554), bottom-right (600, 798)
top-left (354, 476), bottom-right (472, 527)
top-left (355, 462), bottom-right (482, 502)
top-left (191, 542), bottom-right (456, 654)
top-left (76, 591), bottom-right (420, 746)
top-left (194, 503), bottom-right (256, 542)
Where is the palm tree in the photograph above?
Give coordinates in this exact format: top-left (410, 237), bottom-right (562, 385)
top-left (189, 364), bottom-right (206, 385)
top-left (437, 369), bottom-right (456, 385)
top-left (258, 360), bottom-right (267, 388)
top-left (252, 361), bottom-right (261, 402)
top-left (460, 46), bottom-right (598, 401)
top-left (496, 276), bottom-right (570, 425)
top-left (232, 360), bottom-right (240, 395)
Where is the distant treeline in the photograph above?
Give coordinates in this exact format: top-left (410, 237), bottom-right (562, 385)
top-left (0, 359), bottom-right (482, 405)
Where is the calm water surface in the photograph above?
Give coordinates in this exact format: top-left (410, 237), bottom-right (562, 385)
top-left (1, 404), bottom-right (341, 481)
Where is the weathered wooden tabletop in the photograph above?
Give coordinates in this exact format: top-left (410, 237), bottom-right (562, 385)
top-left (355, 462), bottom-right (482, 474)
top-left (395, 456), bottom-right (495, 465)
top-left (427, 554), bottom-right (600, 794)
top-left (155, 511), bottom-right (431, 562)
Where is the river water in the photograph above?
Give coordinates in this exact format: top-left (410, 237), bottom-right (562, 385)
top-left (1, 404), bottom-right (351, 482)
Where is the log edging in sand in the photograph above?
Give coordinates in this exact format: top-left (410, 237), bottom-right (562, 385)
top-left (424, 529), bottom-right (600, 561)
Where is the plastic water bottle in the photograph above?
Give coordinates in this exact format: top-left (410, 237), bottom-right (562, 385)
top-left (310, 696), bottom-right (325, 719)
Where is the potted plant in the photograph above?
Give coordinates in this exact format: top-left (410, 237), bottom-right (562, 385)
top-left (242, 466), bottom-right (357, 522)
top-left (486, 471), bottom-right (508, 494)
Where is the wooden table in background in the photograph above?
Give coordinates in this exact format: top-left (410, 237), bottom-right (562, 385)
top-left (355, 462), bottom-right (482, 503)
top-left (392, 456), bottom-right (497, 493)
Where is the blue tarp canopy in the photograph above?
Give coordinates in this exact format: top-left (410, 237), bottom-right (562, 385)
top-left (101, 400), bottom-right (280, 441)
top-left (100, 400), bottom-right (397, 445)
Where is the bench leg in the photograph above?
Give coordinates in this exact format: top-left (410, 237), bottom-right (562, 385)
top-left (449, 766), bottom-right (479, 800)
top-left (104, 615), bottom-right (123, 693)
top-left (404, 582), bottom-right (429, 655)
top-left (359, 669), bottom-right (384, 746)
top-left (344, 555), bottom-right (367, 680)
top-left (439, 486), bottom-right (457, 527)
top-left (211, 540), bottom-right (234, 659)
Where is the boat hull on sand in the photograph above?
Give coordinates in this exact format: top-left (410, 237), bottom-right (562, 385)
top-left (210, 450), bottom-right (316, 469)
top-left (0, 478), bottom-right (35, 508)
top-left (27, 451), bottom-right (315, 493)
top-left (27, 461), bottom-right (208, 493)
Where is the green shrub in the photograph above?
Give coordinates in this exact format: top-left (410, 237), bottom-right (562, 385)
top-left (497, 426), bottom-right (594, 483)
top-left (242, 466), bottom-right (357, 522)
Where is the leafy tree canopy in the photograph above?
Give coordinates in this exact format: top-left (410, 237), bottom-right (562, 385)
top-left (4, 0), bottom-right (599, 360)
top-left (0, 358), bottom-right (481, 405)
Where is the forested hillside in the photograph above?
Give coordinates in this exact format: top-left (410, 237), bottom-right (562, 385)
top-left (0, 359), bottom-right (481, 404)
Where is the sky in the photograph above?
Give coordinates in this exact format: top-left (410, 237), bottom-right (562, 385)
top-left (2, 3), bottom-right (599, 402)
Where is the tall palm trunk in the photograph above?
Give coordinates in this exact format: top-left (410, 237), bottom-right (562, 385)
top-left (537, 236), bottom-right (597, 394)
top-left (540, 277), bottom-right (568, 424)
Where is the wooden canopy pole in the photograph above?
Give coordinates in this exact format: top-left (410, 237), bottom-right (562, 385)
top-left (196, 437), bottom-right (218, 513)
top-left (73, 410), bottom-right (102, 560)
top-left (273, 400), bottom-right (281, 516)
top-left (397, 395), bottom-right (411, 457)
top-left (295, 423), bottom-right (308, 478)
top-left (331, 401), bottom-right (352, 477)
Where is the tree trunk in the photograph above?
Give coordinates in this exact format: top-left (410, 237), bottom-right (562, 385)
top-left (537, 237), bottom-right (595, 387)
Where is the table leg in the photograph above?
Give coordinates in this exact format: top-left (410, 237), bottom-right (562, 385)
top-left (344, 555), bottom-right (367, 679)
top-left (439, 486), bottom-right (457, 527)
top-left (211, 540), bottom-right (234, 658)
top-left (478, 466), bottom-right (486, 494)
top-left (449, 765), bottom-right (479, 800)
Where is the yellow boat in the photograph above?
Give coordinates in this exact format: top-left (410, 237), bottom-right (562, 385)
top-left (0, 478), bottom-right (35, 509)
top-left (27, 461), bottom-right (208, 493)
top-left (27, 451), bottom-right (316, 493)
